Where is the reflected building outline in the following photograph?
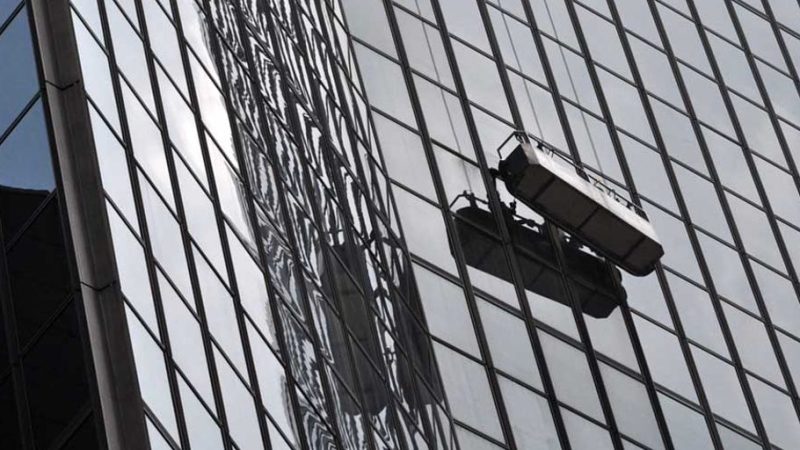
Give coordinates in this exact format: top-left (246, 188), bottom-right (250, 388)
top-left (3, 0), bottom-right (800, 449)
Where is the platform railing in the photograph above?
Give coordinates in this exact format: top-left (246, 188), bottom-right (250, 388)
top-left (496, 130), bottom-right (649, 221)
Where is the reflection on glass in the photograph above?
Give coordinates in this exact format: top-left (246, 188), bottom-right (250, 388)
top-left (0, 8), bottom-right (38, 133)
top-left (434, 343), bottom-right (504, 440)
top-left (479, 299), bottom-right (541, 388)
top-left (89, 106), bottom-right (138, 229)
top-left (691, 346), bottom-right (755, 432)
top-left (540, 332), bottom-right (604, 421)
top-left (499, 376), bottom-right (559, 449)
top-left (22, 302), bottom-right (91, 449)
top-left (658, 393), bottom-right (713, 450)
top-left (216, 350), bottom-right (263, 450)
top-left (561, 407), bottom-right (613, 450)
top-left (599, 363), bottom-right (662, 449)
top-left (0, 101), bottom-right (55, 192)
top-left (159, 271), bottom-right (214, 404)
top-left (107, 204), bottom-right (158, 331)
top-left (125, 306), bottom-right (180, 442)
top-left (178, 377), bottom-right (225, 450)
top-left (416, 264), bottom-right (479, 355)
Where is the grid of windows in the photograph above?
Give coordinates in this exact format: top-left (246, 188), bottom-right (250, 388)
top-left (344, 0), bottom-right (800, 448)
top-left (65, 0), bottom-right (454, 448)
top-left (19, 0), bottom-right (800, 448)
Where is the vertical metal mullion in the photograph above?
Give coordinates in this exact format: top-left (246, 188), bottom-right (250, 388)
top-left (721, 0), bottom-right (800, 293)
top-left (422, 0), bottom-right (579, 447)
top-left (749, 0), bottom-right (800, 205)
top-left (30, 0), bottom-right (111, 444)
top-left (228, 3), bottom-right (346, 447)
top-left (192, 1), bottom-right (314, 448)
top-left (378, 0), bottom-right (520, 447)
top-left (477, 0), bottom-right (628, 447)
top-left (310, 5), bottom-right (445, 444)
top-left (324, 7), bottom-right (462, 445)
top-left (576, 0), bottom-right (772, 447)
top-left (608, 2), bottom-right (722, 448)
top-left (513, 1), bottom-right (583, 167)
top-left (288, 5), bottom-right (420, 448)
top-left (300, 14), bottom-right (411, 450)
top-left (662, 0), bottom-right (798, 446)
top-left (257, 13), bottom-right (376, 450)
top-left (557, 2), bottom-right (680, 448)
top-left (83, 0), bottom-right (195, 446)
top-left (119, 0), bottom-right (235, 446)
top-left (160, 0), bottom-right (275, 446)
top-left (721, 0), bottom-right (800, 427)
top-left (576, 0), bottom-right (775, 445)
top-left (277, 6), bottom-right (385, 450)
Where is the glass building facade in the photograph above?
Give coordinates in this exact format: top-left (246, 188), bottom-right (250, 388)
top-left (5, 0), bottom-right (800, 448)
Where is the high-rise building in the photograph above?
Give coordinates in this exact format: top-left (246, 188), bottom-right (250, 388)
top-left (3, 0), bottom-right (800, 448)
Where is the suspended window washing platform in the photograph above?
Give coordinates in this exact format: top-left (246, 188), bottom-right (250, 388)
top-left (495, 132), bottom-right (664, 276)
top-left (451, 195), bottom-right (626, 318)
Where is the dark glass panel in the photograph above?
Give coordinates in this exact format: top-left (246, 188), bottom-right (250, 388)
top-left (0, 311), bottom-right (6, 374)
top-left (0, 101), bottom-right (55, 244)
top-left (7, 197), bottom-right (71, 347)
top-left (0, 377), bottom-right (21, 449)
top-left (61, 414), bottom-right (101, 450)
top-left (22, 300), bottom-right (91, 449)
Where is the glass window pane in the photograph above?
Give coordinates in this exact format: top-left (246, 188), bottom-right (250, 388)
top-left (372, 114), bottom-right (436, 199)
top-left (634, 315), bottom-right (697, 402)
top-left (196, 254), bottom-right (246, 373)
top-left (0, 8), bottom-right (38, 133)
top-left (0, 101), bottom-right (55, 192)
top-left (354, 44), bottom-right (415, 126)
top-left (125, 306), bottom-right (179, 440)
top-left (416, 264), bottom-right (479, 355)
top-left (479, 299), bottom-right (541, 388)
top-left (107, 204), bottom-right (157, 331)
top-left (748, 375), bottom-right (800, 449)
top-left (540, 333), bottom-right (604, 421)
top-left (178, 377), bottom-right (224, 450)
top-left (599, 363), bottom-right (662, 449)
top-left (668, 273), bottom-right (728, 357)
top-left (499, 377), bottom-right (559, 449)
top-left (658, 393), bottom-right (713, 450)
top-left (216, 351), bottom-right (263, 450)
top-left (21, 302), bottom-right (90, 449)
top-left (724, 304), bottom-right (783, 387)
top-left (89, 106), bottom-right (138, 228)
top-left (691, 346), bottom-right (755, 432)
top-left (434, 343), bottom-right (504, 440)
top-left (561, 407), bottom-right (613, 450)
top-left (159, 271), bottom-right (214, 404)
top-left (246, 322), bottom-right (295, 444)
top-left (72, 12), bottom-right (121, 133)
